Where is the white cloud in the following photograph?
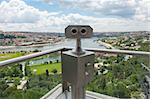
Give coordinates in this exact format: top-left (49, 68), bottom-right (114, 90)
top-left (0, 0), bottom-right (64, 31)
top-left (60, 0), bottom-right (135, 17)
top-left (0, 0), bottom-right (149, 32)
top-left (133, 0), bottom-right (150, 21)
top-left (59, 0), bottom-right (150, 21)
top-left (0, 0), bottom-right (60, 23)
top-left (42, 0), bottom-right (53, 5)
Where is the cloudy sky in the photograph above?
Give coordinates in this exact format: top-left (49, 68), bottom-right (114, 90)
top-left (0, 0), bottom-right (149, 32)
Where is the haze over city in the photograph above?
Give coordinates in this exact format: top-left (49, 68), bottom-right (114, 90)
top-left (0, 0), bottom-right (149, 32)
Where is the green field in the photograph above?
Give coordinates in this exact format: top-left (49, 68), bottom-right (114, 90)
top-left (28, 63), bottom-right (61, 75)
top-left (0, 52), bottom-right (61, 75)
top-left (0, 52), bottom-right (29, 61)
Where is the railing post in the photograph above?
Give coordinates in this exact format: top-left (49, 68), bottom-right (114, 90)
top-left (61, 50), bottom-right (70, 92)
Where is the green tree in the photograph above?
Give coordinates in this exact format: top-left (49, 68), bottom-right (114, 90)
top-left (98, 76), bottom-right (106, 90)
top-left (113, 82), bottom-right (130, 98)
top-left (45, 69), bottom-right (49, 76)
top-left (51, 69), bottom-right (57, 74)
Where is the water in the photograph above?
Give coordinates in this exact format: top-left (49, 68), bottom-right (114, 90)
top-left (0, 37), bottom-right (105, 52)
top-left (28, 56), bottom-right (61, 66)
top-left (0, 37), bottom-right (105, 65)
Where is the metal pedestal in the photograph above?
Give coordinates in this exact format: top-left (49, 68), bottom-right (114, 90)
top-left (62, 50), bottom-right (94, 99)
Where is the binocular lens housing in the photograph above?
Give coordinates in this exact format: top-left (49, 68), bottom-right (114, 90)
top-left (80, 28), bottom-right (87, 35)
top-left (71, 28), bottom-right (78, 35)
top-left (65, 25), bottom-right (92, 38)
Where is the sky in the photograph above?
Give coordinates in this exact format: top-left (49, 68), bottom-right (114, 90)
top-left (0, 0), bottom-right (149, 32)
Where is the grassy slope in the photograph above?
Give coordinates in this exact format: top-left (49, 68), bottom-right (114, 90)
top-left (28, 63), bottom-right (61, 75)
top-left (0, 52), bottom-right (29, 61)
top-left (0, 52), bottom-right (61, 75)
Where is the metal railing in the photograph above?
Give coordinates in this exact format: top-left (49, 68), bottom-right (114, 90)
top-left (0, 46), bottom-right (150, 67)
top-left (0, 46), bottom-right (150, 99)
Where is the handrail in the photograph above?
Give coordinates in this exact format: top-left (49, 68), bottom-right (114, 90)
top-left (0, 46), bottom-right (150, 67)
top-left (65, 47), bottom-right (150, 56)
top-left (0, 47), bottom-right (65, 67)
top-left (84, 48), bottom-right (150, 56)
top-left (141, 63), bottom-right (150, 72)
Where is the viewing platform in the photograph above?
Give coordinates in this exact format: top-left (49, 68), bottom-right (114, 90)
top-left (40, 84), bottom-right (118, 99)
top-left (0, 47), bottom-right (149, 99)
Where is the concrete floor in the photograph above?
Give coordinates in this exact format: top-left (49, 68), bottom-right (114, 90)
top-left (57, 91), bottom-right (97, 99)
top-left (41, 84), bottom-right (118, 99)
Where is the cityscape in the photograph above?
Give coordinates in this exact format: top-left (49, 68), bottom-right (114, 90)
top-left (0, 0), bottom-right (149, 99)
top-left (0, 30), bottom-right (149, 99)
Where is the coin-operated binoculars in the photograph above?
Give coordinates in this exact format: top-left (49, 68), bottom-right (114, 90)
top-left (62, 25), bottom-right (95, 99)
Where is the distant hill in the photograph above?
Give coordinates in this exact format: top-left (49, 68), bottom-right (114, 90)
top-left (1, 31), bottom-right (149, 37)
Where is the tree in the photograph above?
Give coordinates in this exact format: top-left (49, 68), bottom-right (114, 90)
top-left (98, 76), bottom-right (106, 89)
top-left (3, 86), bottom-right (17, 97)
top-left (113, 82), bottom-right (130, 98)
top-left (116, 55), bottom-right (124, 63)
top-left (45, 69), bottom-right (49, 76)
top-left (112, 64), bottom-right (124, 79)
top-left (56, 60), bottom-right (59, 63)
top-left (0, 78), bottom-right (9, 97)
top-left (51, 69), bottom-right (57, 74)
top-left (49, 61), bottom-right (53, 64)
top-left (0, 69), bottom-right (6, 78)
top-left (44, 62), bottom-right (48, 64)
top-left (33, 49), bottom-right (39, 52)
top-left (19, 64), bottom-right (23, 72)
top-left (25, 66), bottom-right (32, 76)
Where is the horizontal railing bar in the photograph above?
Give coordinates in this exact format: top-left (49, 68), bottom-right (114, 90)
top-left (65, 47), bottom-right (150, 56)
top-left (0, 47), bottom-right (65, 67)
top-left (141, 63), bottom-right (150, 72)
top-left (85, 48), bottom-right (150, 56)
top-left (0, 46), bottom-right (149, 67)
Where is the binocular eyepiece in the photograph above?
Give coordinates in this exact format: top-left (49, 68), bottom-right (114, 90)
top-left (65, 25), bottom-right (93, 38)
top-left (65, 25), bottom-right (93, 55)
top-left (71, 27), bottom-right (87, 36)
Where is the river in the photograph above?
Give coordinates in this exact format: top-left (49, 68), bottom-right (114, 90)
top-left (0, 37), bottom-right (105, 52)
top-left (0, 37), bottom-right (105, 66)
